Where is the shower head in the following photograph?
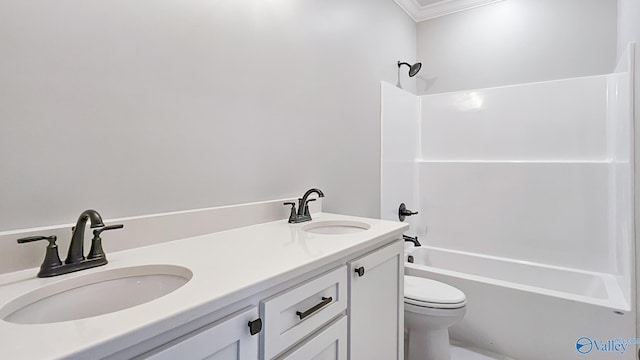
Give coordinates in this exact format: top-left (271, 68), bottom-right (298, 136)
top-left (398, 61), bottom-right (422, 77)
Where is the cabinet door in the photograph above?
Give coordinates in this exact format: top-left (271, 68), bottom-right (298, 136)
top-left (348, 241), bottom-right (404, 360)
top-left (139, 307), bottom-right (260, 360)
top-left (277, 316), bottom-right (347, 360)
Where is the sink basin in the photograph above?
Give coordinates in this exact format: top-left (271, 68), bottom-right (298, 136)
top-left (1, 265), bottom-right (192, 324)
top-left (301, 220), bottom-right (371, 235)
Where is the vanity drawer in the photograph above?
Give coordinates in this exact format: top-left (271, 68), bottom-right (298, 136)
top-left (276, 316), bottom-right (347, 360)
top-left (261, 266), bottom-right (347, 359)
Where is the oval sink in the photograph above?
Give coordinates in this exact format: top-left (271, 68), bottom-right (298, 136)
top-left (1, 265), bottom-right (192, 324)
top-left (301, 220), bottom-right (371, 235)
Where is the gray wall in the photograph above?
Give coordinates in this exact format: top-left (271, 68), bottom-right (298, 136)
top-left (0, 0), bottom-right (416, 231)
top-left (415, 0), bottom-right (617, 94)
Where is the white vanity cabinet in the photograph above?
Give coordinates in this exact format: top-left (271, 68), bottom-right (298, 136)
top-left (348, 241), bottom-right (404, 360)
top-left (117, 239), bottom-right (403, 360)
top-left (138, 307), bottom-right (260, 360)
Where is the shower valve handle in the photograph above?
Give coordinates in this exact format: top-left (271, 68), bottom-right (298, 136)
top-left (398, 203), bottom-right (418, 222)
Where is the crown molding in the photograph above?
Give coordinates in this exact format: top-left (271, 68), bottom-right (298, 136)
top-left (394, 0), bottom-right (506, 22)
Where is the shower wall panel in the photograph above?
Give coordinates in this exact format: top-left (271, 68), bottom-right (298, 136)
top-left (420, 76), bottom-right (608, 161)
top-left (418, 75), bottom-right (620, 275)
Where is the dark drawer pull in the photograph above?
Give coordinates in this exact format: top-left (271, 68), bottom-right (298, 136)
top-left (296, 297), bottom-right (333, 320)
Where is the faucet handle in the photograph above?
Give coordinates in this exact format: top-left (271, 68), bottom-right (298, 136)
top-left (17, 235), bottom-right (63, 276)
top-left (92, 224), bottom-right (124, 236)
top-left (303, 198), bottom-right (316, 216)
top-left (283, 202), bottom-right (297, 212)
top-left (284, 202), bottom-right (297, 223)
top-left (88, 224), bottom-right (123, 261)
top-left (17, 235), bottom-right (57, 244)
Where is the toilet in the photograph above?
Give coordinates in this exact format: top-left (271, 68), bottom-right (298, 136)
top-left (404, 276), bottom-right (467, 360)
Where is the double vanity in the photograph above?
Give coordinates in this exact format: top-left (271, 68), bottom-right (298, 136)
top-left (0, 206), bottom-right (408, 359)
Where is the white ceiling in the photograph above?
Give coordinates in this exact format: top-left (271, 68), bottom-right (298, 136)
top-left (394, 0), bottom-right (507, 22)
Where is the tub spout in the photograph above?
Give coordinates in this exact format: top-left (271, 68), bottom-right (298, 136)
top-left (404, 234), bottom-right (421, 247)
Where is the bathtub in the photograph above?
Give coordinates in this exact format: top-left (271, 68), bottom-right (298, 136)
top-left (405, 245), bottom-right (635, 360)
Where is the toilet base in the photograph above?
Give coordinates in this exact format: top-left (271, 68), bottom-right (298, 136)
top-left (407, 327), bottom-right (451, 360)
top-left (403, 275), bottom-right (467, 360)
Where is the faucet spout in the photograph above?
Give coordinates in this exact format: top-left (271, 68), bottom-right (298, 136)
top-left (66, 209), bottom-right (104, 264)
top-left (297, 188), bottom-right (325, 216)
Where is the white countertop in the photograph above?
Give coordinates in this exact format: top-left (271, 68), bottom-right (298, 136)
top-left (0, 213), bottom-right (407, 359)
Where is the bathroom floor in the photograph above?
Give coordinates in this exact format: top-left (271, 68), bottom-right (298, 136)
top-left (451, 345), bottom-right (517, 360)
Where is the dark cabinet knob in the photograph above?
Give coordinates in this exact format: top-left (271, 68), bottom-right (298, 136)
top-left (354, 266), bottom-right (365, 277)
top-left (248, 318), bottom-right (262, 336)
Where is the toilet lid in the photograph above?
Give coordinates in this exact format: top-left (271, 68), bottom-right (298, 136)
top-left (404, 276), bottom-right (466, 307)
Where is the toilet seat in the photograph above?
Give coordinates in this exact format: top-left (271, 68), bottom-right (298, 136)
top-left (404, 276), bottom-right (466, 309)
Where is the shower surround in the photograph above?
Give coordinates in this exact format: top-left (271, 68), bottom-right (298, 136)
top-left (381, 45), bottom-right (636, 359)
